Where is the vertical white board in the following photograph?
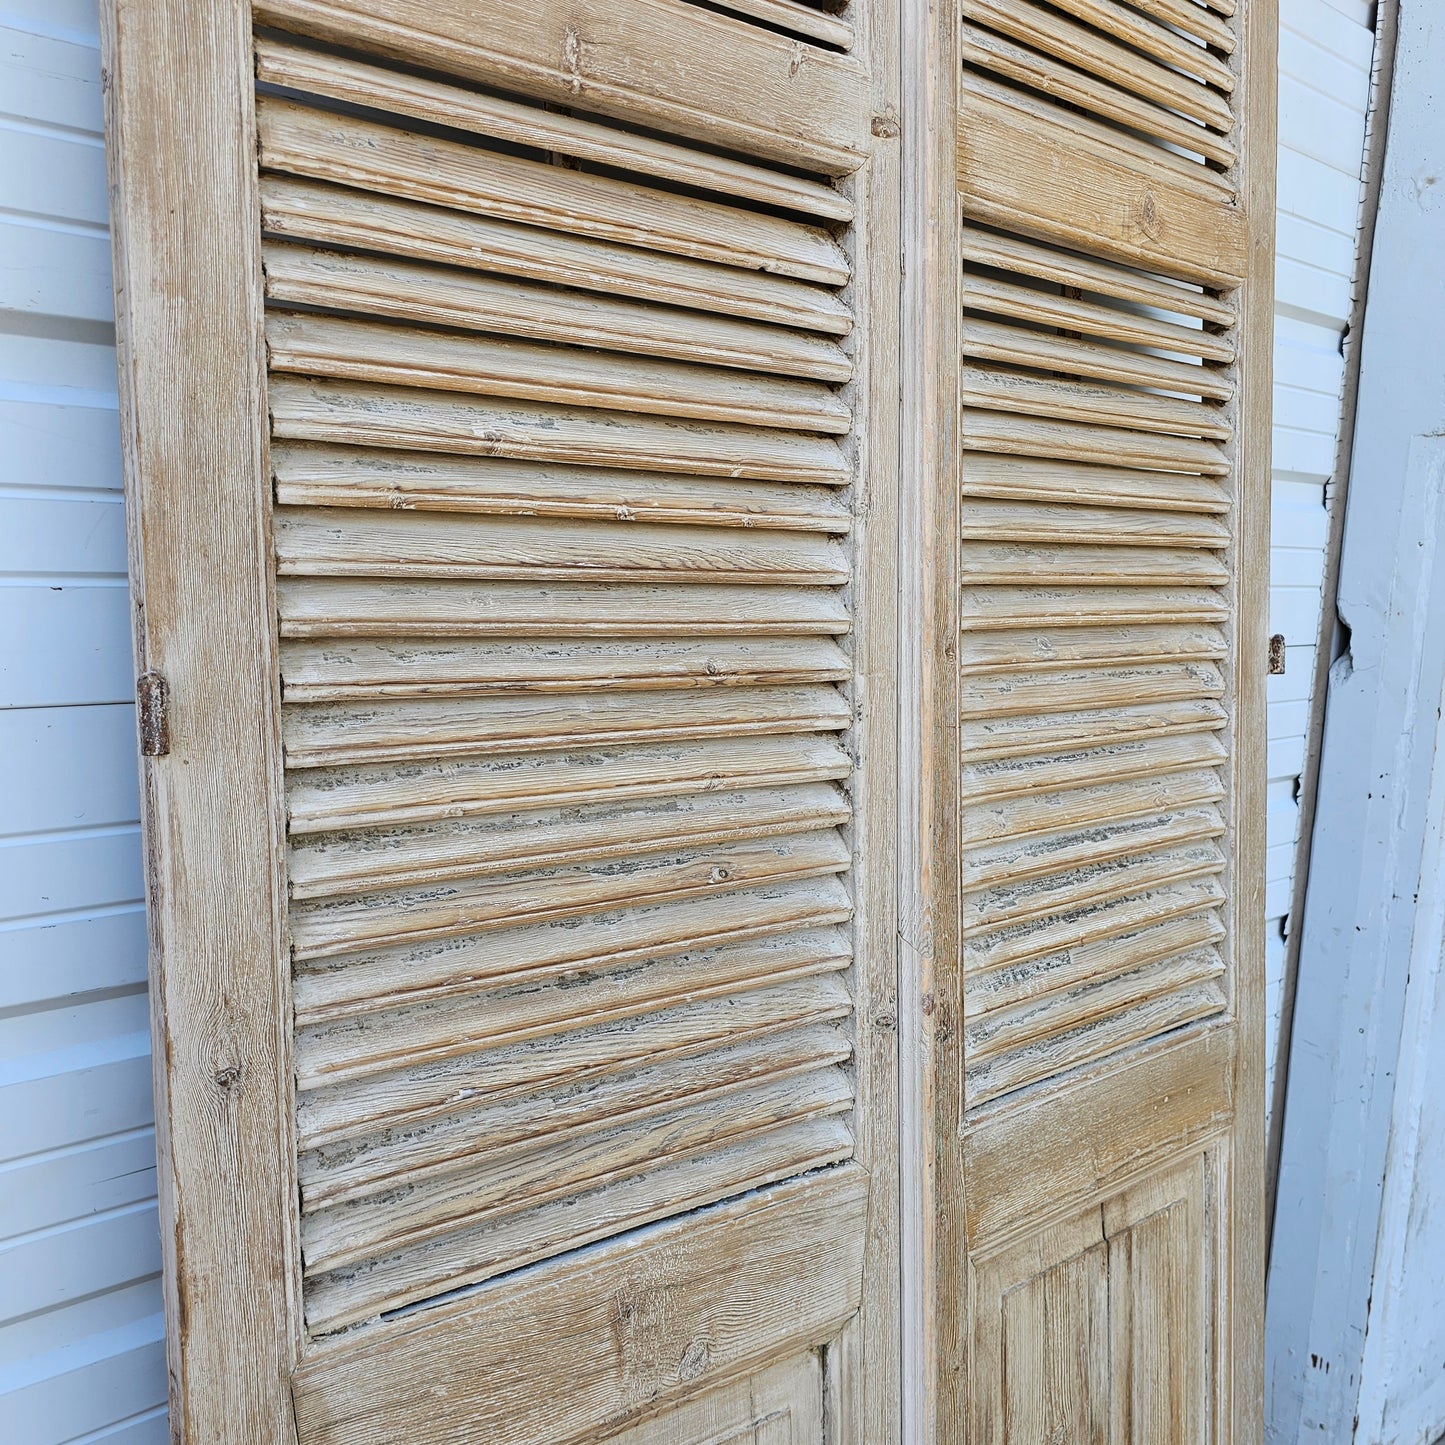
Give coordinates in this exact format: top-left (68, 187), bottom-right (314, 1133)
top-left (1265, 0), bottom-right (1378, 1108)
top-left (0, 2), bottom-right (166, 1441)
top-left (1267, 1), bottom-right (1445, 1439)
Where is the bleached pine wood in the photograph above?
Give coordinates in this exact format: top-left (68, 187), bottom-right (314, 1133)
top-left (913, 0), bottom-right (1272, 1430)
top-left (251, 0), bottom-right (872, 175)
top-left (107, 0), bottom-right (900, 1434)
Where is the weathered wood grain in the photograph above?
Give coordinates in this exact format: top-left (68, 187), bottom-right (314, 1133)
top-left (260, 179), bottom-right (854, 336)
top-left (270, 444), bottom-right (853, 531)
top-left (290, 1168), bottom-right (868, 1442)
top-left (257, 98), bottom-right (852, 285)
top-left (263, 245), bottom-right (852, 382)
top-left (252, 0), bottom-right (872, 175)
top-left (269, 379), bottom-right (852, 484)
top-left (253, 37), bottom-right (852, 221)
top-left (959, 75), bottom-right (1247, 289)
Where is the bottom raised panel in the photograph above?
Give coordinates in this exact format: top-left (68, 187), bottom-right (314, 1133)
top-left (290, 1166), bottom-right (864, 1445)
top-left (602, 1350), bottom-right (823, 1445)
top-left (966, 1149), bottom-right (1224, 1444)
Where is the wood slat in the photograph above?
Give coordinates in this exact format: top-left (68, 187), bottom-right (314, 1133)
top-left (253, 36), bottom-right (852, 221)
top-left (965, 806), bottom-right (1225, 898)
top-left (965, 947), bottom-right (1225, 1066)
top-left (269, 379), bottom-right (852, 485)
top-left (302, 1115), bottom-right (856, 1331)
top-left (293, 887), bottom-right (853, 1028)
top-left (279, 638), bottom-right (852, 702)
top-left (263, 244), bottom-right (852, 382)
top-left (1130, 0), bottom-right (1235, 51)
top-left (959, 409), bottom-right (1230, 476)
top-left (964, 844), bottom-right (1226, 942)
top-left (960, 585), bottom-right (1229, 630)
top-left (296, 950), bottom-right (854, 1117)
top-left (299, 1022), bottom-right (851, 1209)
top-left (961, 501), bottom-right (1228, 550)
top-left (270, 443), bottom-right (853, 531)
top-left (265, 312), bottom-right (853, 434)
top-left (273, 508), bottom-right (847, 586)
top-left (300, 1068), bottom-right (855, 1276)
top-left (962, 622), bottom-right (1226, 676)
top-left (257, 98), bottom-right (850, 286)
top-left (961, 731), bottom-right (1226, 801)
top-left (286, 734), bottom-right (854, 835)
top-left (1045, 0), bottom-right (1235, 91)
top-left (964, 911), bottom-right (1227, 1018)
top-left (963, 318), bottom-right (1234, 402)
top-left (695, 0), bottom-right (854, 50)
top-left (260, 179), bottom-right (853, 336)
top-left (283, 685), bottom-right (852, 769)
top-left (289, 782), bottom-right (850, 898)
top-left (964, 875), bottom-right (1227, 977)
top-left (289, 830), bottom-right (852, 960)
top-left (960, 700), bottom-right (1228, 764)
top-left (962, 271), bottom-right (1234, 364)
top-left (251, 0), bottom-right (871, 175)
top-left (964, 974), bottom-right (1226, 1105)
top-left (961, 366), bottom-right (1230, 441)
top-left (961, 0), bottom-right (1232, 134)
top-left (962, 769), bottom-right (1224, 848)
top-left (960, 22), bottom-right (1236, 169)
top-left (962, 229), bottom-right (1236, 328)
top-left (959, 77), bottom-right (1247, 288)
top-left (959, 542), bottom-right (1228, 587)
top-left (960, 662), bottom-right (1225, 720)
top-left (959, 453), bottom-right (1229, 514)
top-left (278, 579), bottom-right (850, 641)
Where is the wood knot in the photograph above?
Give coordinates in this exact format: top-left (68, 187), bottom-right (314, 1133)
top-left (213, 1064), bottom-right (242, 1092)
top-left (679, 1339), bottom-right (711, 1382)
top-left (871, 113), bottom-right (900, 139)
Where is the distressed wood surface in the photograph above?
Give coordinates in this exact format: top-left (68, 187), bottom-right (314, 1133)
top-left (251, 0), bottom-right (872, 175)
top-left (108, 0), bottom-right (898, 1436)
top-left (290, 1168), bottom-right (867, 1443)
top-left (99, 0), bottom-right (299, 1439)
top-left (932, 0), bottom-right (1273, 1432)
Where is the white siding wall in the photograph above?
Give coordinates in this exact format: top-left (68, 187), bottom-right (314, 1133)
top-left (0, 2), bottom-right (166, 1441)
top-left (0, 0), bottom-right (1386, 1437)
top-left (1265, 0), bottom-right (1376, 1102)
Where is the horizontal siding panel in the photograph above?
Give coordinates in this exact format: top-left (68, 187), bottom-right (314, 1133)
top-left (1272, 424), bottom-right (1338, 480)
top-left (0, 1131), bottom-right (156, 1242)
top-left (0, 829), bottom-right (143, 924)
top-left (1270, 584), bottom-right (1324, 640)
top-left (0, 1036), bottom-right (154, 1160)
top-left (1278, 70), bottom-right (1368, 177)
top-left (0, 24), bottom-right (104, 133)
top-left (0, 498), bottom-right (127, 577)
top-left (0, 705), bottom-right (139, 836)
top-left (0, 908), bottom-right (148, 1012)
top-left (0, 126), bottom-right (109, 229)
top-left (0, 1316), bottom-right (165, 1445)
top-left (0, 1202), bottom-right (161, 1328)
top-left (1278, 145), bottom-right (1364, 235)
top-left (0, 399), bottom-right (121, 492)
top-left (0, 217), bottom-right (114, 325)
top-left (0, 584), bottom-right (133, 707)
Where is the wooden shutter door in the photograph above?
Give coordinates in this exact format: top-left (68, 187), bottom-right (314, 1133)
top-left (102, 1), bottom-right (900, 1440)
top-left (908, 0), bottom-right (1274, 1436)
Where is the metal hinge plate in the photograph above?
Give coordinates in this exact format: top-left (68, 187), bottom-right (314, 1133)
top-left (137, 670), bottom-right (170, 757)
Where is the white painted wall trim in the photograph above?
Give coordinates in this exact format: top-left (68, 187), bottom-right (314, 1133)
top-left (1266, 1), bottom-right (1445, 1436)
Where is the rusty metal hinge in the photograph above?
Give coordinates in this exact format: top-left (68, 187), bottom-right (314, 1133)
top-left (137, 671), bottom-right (170, 757)
top-left (1268, 635), bottom-right (1287, 675)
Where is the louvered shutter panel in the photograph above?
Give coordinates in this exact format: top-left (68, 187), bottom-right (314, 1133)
top-left (918, 0), bottom-right (1272, 1435)
top-left (102, 2), bottom-right (899, 1440)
